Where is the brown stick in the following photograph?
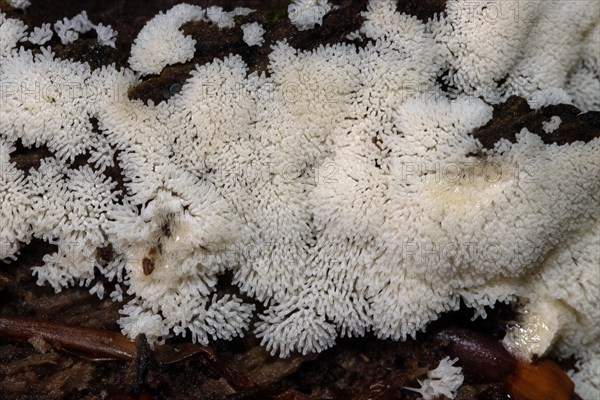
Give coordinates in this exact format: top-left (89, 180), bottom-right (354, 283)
top-left (0, 316), bottom-right (137, 361)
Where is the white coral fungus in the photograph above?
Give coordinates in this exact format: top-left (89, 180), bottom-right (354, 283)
top-left (206, 6), bottom-right (253, 28)
top-left (543, 116), bottom-right (562, 134)
top-left (242, 22), bottom-right (265, 47)
top-left (94, 23), bottom-right (117, 48)
top-left (1, 1), bottom-right (599, 397)
top-left (71, 11), bottom-right (93, 34)
top-left (288, 0), bottom-right (332, 31)
top-left (52, 18), bottom-right (75, 44)
top-left (405, 357), bottom-right (464, 400)
top-left (9, 0), bottom-right (31, 10)
top-left (0, 12), bottom-right (27, 56)
top-left (28, 23), bottom-right (53, 45)
top-left (129, 4), bottom-right (206, 75)
top-left (52, 11), bottom-right (95, 45)
top-left (129, 4), bottom-right (254, 75)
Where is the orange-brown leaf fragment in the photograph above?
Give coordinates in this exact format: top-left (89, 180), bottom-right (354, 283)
top-left (507, 359), bottom-right (575, 400)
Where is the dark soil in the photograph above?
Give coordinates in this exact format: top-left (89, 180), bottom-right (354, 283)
top-left (472, 96), bottom-right (600, 149)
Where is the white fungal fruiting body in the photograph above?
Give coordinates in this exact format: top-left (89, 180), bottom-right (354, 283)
top-left (30, 163), bottom-right (119, 291)
top-left (90, 281), bottom-right (105, 299)
top-left (528, 88), bottom-right (573, 110)
top-left (206, 6), bottom-right (253, 28)
top-left (71, 11), bottom-right (93, 34)
top-left (288, 0), bottom-right (332, 31)
top-left (566, 21), bottom-right (600, 111)
top-left (129, 4), bottom-right (253, 75)
top-left (502, 216), bottom-right (600, 398)
top-left (95, 23), bottom-right (117, 48)
top-left (1, 1), bottom-right (599, 397)
top-left (0, 13), bottom-right (27, 56)
top-left (129, 4), bottom-right (206, 75)
top-left (0, 140), bottom-right (30, 260)
top-left (569, 351), bottom-right (600, 400)
top-left (28, 23), bottom-right (53, 45)
top-left (405, 357), bottom-right (464, 399)
top-left (9, 0), bottom-right (30, 10)
top-left (242, 22), bottom-right (265, 47)
top-left (503, 298), bottom-right (575, 362)
top-left (54, 18), bottom-right (77, 45)
top-left (542, 116), bottom-right (562, 133)
top-left (432, 0), bottom-right (600, 107)
top-left (51, 12), bottom-right (95, 45)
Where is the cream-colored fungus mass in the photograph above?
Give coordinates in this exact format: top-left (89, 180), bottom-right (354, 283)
top-left (0, 0), bottom-right (599, 397)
